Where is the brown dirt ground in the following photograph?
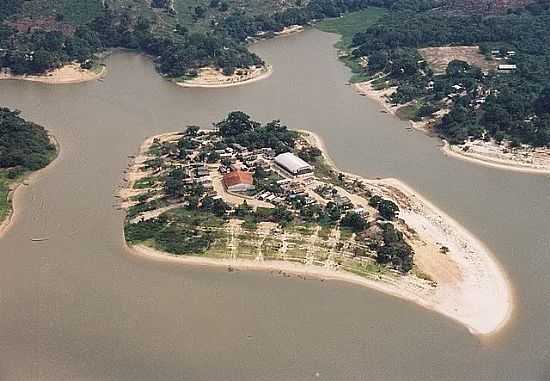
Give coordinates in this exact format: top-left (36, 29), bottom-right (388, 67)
top-left (418, 46), bottom-right (498, 74)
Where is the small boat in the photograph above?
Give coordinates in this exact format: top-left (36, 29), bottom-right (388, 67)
top-left (31, 238), bottom-right (49, 242)
top-left (97, 78), bottom-right (105, 82)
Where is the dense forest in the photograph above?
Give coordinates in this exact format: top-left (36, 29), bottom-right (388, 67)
top-left (0, 108), bottom-right (56, 173)
top-left (349, 0), bottom-right (550, 146)
top-left (0, 0), bottom-right (396, 78)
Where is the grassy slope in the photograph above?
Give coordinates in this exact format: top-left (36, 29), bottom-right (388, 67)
top-left (316, 8), bottom-right (387, 82)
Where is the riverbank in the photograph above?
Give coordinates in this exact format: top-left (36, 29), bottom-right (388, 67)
top-left (443, 140), bottom-right (550, 175)
top-left (0, 134), bottom-right (60, 238)
top-left (354, 80), bottom-right (550, 174)
top-left (175, 65), bottom-right (272, 89)
top-left (301, 130), bottom-right (513, 336)
top-left (123, 128), bottom-right (513, 336)
top-left (0, 63), bottom-right (106, 85)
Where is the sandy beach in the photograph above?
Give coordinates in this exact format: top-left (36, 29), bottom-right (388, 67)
top-left (442, 141), bottom-right (550, 175)
top-left (0, 63), bottom-right (106, 85)
top-left (301, 130), bottom-right (514, 335)
top-left (354, 80), bottom-right (550, 173)
top-left (124, 128), bottom-right (513, 336)
top-left (176, 65), bottom-right (272, 89)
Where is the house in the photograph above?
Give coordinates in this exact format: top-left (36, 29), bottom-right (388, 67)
top-left (196, 176), bottom-right (213, 189)
top-left (223, 170), bottom-right (255, 192)
top-left (274, 152), bottom-right (313, 176)
top-left (498, 64), bottom-right (517, 72)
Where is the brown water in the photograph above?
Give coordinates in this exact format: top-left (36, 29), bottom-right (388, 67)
top-left (0, 29), bottom-right (549, 380)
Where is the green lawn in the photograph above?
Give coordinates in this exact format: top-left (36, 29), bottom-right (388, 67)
top-left (316, 8), bottom-right (387, 83)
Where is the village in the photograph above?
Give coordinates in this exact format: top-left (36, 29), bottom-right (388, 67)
top-left (121, 113), bottom-right (421, 280)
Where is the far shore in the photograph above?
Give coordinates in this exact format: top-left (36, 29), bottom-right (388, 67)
top-left (175, 65), bottom-right (272, 89)
top-left (354, 80), bottom-right (550, 174)
top-left (0, 135), bottom-right (61, 239)
top-left (175, 25), bottom-right (304, 89)
top-left (124, 128), bottom-right (513, 336)
top-left (0, 63), bottom-right (106, 85)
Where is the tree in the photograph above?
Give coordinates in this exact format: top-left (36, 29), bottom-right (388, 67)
top-left (216, 111), bottom-right (259, 137)
top-left (378, 199), bottom-right (399, 220)
top-left (194, 6), bottom-right (207, 18)
top-left (0, 108), bottom-right (56, 171)
top-left (341, 212), bottom-right (368, 232)
top-left (185, 125), bottom-right (200, 136)
top-left (446, 60), bottom-right (471, 77)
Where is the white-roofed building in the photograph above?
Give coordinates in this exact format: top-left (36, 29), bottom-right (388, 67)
top-left (498, 64), bottom-right (517, 72)
top-left (274, 152), bottom-right (313, 176)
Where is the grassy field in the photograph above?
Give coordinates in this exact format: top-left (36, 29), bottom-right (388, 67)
top-left (316, 8), bottom-right (387, 82)
top-left (316, 8), bottom-right (386, 49)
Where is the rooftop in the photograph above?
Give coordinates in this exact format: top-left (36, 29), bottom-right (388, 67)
top-left (274, 152), bottom-right (312, 174)
top-left (223, 170), bottom-right (253, 188)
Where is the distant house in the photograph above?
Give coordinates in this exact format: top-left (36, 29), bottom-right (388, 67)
top-left (274, 152), bottom-right (313, 176)
top-left (223, 170), bottom-right (255, 192)
top-left (498, 64), bottom-right (517, 72)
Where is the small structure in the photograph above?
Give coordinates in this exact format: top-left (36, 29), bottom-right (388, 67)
top-left (274, 152), bottom-right (313, 176)
top-left (498, 64), bottom-right (517, 72)
top-left (223, 170), bottom-right (255, 192)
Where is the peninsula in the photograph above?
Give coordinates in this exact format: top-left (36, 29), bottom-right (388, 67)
top-left (175, 65), bottom-right (272, 89)
top-left (317, 5), bottom-right (550, 173)
top-left (0, 63), bottom-right (106, 85)
top-left (121, 112), bottom-right (512, 336)
top-left (0, 108), bottom-right (58, 235)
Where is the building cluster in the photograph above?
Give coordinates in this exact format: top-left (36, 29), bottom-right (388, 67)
top-left (160, 131), bottom-right (379, 223)
top-left (491, 49), bottom-right (518, 72)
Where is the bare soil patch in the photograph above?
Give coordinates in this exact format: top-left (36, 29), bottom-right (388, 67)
top-left (418, 46), bottom-right (498, 74)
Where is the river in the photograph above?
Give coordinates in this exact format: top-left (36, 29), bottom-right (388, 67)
top-left (0, 29), bottom-right (549, 380)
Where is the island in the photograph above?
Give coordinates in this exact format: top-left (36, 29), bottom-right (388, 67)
top-left (317, 3), bottom-right (550, 173)
top-left (120, 111), bottom-right (512, 335)
top-left (0, 107), bottom-right (58, 235)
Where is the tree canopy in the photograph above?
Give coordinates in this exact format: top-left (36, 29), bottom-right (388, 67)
top-left (0, 108), bottom-right (56, 171)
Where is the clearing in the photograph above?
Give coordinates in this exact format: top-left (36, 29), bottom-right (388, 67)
top-left (418, 46), bottom-right (498, 75)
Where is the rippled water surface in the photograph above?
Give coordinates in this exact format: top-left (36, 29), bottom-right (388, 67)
top-left (0, 29), bottom-right (549, 380)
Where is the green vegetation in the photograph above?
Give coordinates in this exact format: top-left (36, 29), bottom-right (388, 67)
top-left (0, 173), bottom-right (11, 223)
top-left (0, 108), bottom-right (57, 225)
top-left (216, 111), bottom-right (298, 153)
top-left (123, 111), bottom-right (415, 273)
top-left (0, 0), bottom-right (387, 78)
top-left (316, 8), bottom-right (386, 49)
top-left (316, 8), bottom-right (387, 82)
top-left (345, 0), bottom-right (550, 147)
top-left (0, 108), bottom-right (56, 171)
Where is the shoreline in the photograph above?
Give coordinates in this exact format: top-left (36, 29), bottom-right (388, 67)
top-left (442, 141), bottom-right (550, 175)
top-left (175, 65), bottom-right (272, 89)
top-left (354, 80), bottom-right (550, 174)
top-left (0, 63), bottom-right (106, 85)
top-left (124, 129), bottom-right (513, 336)
top-left (0, 134), bottom-right (61, 238)
top-left (299, 130), bottom-right (514, 336)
